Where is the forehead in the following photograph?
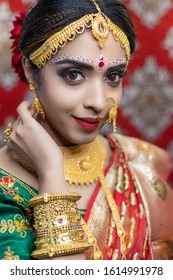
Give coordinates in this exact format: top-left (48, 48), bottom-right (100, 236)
top-left (57, 30), bottom-right (126, 60)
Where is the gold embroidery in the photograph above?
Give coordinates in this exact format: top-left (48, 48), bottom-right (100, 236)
top-left (0, 176), bottom-right (25, 205)
top-left (152, 179), bottom-right (167, 200)
top-left (142, 228), bottom-right (149, 257)
top-left (3, 246), bottom-right (19, 260)
top-left (130, 193), bottom-right (137, 206)
top-left (121, 201), bottom-right (127, 216)
top-left (112, 249), bottom-right (120, 260)
top-left (0, 214), bottom-right (30, 238)
top-left (133, 252), bottom-right (141, 260)
top-left (115, 166), bottom-right (129, 193)
top-left (120, 201), bottom-right (128, 229)
top-left (128, 217), bottom-right (136, 248)
top-left (139, 204), bottom-right (145, 218)
top-left (0, 169), bottom-right (37, 197)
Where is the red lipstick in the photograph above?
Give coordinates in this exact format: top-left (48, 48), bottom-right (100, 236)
top-left (73, 116), bottom-right (100, 131)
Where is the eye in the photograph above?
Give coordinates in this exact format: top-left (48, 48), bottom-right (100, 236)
top-left (67, 70), bottom-right (83, 81)
top-left (105, 71), bottom-right (126, 87)
top-left (59, 68), bottom-right (85, 84)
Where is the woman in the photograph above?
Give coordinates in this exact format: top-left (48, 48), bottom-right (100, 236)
top-left (0, 0), bottom-right (173, 260)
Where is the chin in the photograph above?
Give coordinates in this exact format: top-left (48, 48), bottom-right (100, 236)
top-left (68, 131), bottom-right (99, 146)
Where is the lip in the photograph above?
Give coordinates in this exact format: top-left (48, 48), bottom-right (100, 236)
top-left (73, 116), bottom-right (100, 131)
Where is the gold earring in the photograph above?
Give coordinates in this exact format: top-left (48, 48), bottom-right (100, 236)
top-left (105, 98), bottom-right (118, 134)
top-left (29, 83), bottom-right (46, 120)
top-left (108, 102), bottom-right (118, 133)
top-left (29, 83), bottom-right (37, 94)
top-left (4, 122), bottom-right (13, 143)
top-left (33, 97), bottom-right (46, 120)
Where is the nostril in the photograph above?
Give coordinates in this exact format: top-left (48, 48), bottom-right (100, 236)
top-left (98, 97), bottom-right (115, 120)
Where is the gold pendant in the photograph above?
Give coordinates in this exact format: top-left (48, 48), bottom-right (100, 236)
top-left (92, 13), bottom-right (109, 48)
top-left (60, 138), bottom-right (106, 185)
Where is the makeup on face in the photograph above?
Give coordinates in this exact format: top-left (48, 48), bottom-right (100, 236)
top-left (48, 54), bottom-right (126, 72)
top-left (72, 116), bottom-right (100, 132)
top-left (46, 56), bottom-right (127, 89)
top-left (37, 31), bottom-right (126, 146)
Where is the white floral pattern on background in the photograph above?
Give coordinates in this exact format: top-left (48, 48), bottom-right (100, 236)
top-left (0, 2), bottom-right (18, 90)
top-left (162, 26), bottom-right (173, 59)
top-left (128, 0), bottom-right (172, 28)
top-left (120, 57), bottom-right (173, 141)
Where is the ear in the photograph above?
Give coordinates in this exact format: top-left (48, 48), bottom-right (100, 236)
top-left (22, 57), bottom-right (36, 85)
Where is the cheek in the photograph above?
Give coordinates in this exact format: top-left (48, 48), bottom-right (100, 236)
top-left (39, 81), bottom-right (84, 113)
top-left (108, 84), bottom-right (123, 105)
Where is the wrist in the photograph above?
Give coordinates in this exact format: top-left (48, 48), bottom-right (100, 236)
top-left (38, 173), bottom-right (67, 194)
top-left (37, 159), bottom-right (67, 194)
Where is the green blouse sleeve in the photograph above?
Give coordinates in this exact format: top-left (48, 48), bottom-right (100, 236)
top-left (0, 169), bottom-right (37, 260)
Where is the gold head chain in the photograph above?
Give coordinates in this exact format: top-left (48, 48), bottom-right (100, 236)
top-left (29, 0), bottom-right (131, 68)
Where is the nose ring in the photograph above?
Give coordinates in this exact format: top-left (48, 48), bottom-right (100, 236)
top-left (99, 97), bottom-right (118, 133)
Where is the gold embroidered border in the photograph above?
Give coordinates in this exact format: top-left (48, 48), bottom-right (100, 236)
top-left (0, 214), bottom-right (31, 238)
top-left (0, 169), bottom-right (37, 197)
top-left (3, 246), bottom-right (19, 260)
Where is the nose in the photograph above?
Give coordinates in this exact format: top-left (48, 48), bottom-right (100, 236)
top-left (84, 79), bottom-right (106, 114)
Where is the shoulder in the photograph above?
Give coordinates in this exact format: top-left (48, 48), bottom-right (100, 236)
top-left (0, 146), bottom-right (38, 190)
top-left (106, 133), bottom-right (171, 181)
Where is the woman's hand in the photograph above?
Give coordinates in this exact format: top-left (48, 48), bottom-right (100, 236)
top-left (7, 101), bottom-right (67, 193)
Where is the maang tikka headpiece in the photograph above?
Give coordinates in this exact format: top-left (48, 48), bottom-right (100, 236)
top-left (29, 0), bottom-right (131, 68)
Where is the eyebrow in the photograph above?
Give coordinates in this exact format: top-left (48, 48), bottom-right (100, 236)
top-left (51, 59), bottom-right (126, 72)
top-left (53, 59), bottom-right (94, 71)
top-left (105, 64), bottom-right (126, 73)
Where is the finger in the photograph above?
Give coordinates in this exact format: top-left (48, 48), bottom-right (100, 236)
top-left (17, 101), bottom-right (36, 123)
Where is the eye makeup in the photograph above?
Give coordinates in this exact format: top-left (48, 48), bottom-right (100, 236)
top-left (48, 54), bottom-right (126, 72)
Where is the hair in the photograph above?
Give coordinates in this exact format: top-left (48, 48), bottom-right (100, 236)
top-left (19, 0), bottom-right (136, 79)
top-left (19, 0), bottom-right (136, 54)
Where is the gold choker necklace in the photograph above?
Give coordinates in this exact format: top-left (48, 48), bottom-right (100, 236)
top-left (60, 138), bottom-right (106, 185)
top-left (17, 137), bottom-right (127, 259)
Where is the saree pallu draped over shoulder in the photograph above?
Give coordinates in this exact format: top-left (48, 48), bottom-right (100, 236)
top-left (84, 134), bottom-right (173, 260)
top-left (0, 134), bottom-right (173, 260)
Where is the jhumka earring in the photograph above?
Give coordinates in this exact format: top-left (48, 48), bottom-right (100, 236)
top-left (4, 122), bottom-right (13, 142)
top-left (105, 98), bottom-right (118, 134)
top-left (29, 83), bottom-right (46, 120)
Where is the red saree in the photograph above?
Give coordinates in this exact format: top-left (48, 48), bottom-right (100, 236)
top-left (84, 134), bottom-right (173, 260)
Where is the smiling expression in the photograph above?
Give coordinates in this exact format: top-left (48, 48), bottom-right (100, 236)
top-left (28, 31), bottom-right (127, 146)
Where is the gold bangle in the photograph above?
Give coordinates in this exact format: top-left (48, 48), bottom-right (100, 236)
top-left (29, 192), bottom-right (82, 206)
top-left (31, 242), bottom-right (91, 259)
top-left (29, 192), bottom-right (91, 259)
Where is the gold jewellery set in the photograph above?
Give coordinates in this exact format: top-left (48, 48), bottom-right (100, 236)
top-left (3, 0), bottom-right (130, 259)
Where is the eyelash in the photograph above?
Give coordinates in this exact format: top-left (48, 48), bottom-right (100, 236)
top-left (59, 68), bottom-right (85, 84)
top-left (59, 67), bottom-right (126, 86)
top-left (105, 71), bottom-right (127, 87)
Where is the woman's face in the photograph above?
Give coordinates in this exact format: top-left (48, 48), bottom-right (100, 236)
top-left (36, 31), bottom-right (126, 146)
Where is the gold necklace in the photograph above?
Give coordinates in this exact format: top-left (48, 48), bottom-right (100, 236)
top-left (60, 138), bottom-right (106, 185)
top-left (17, 137), bottom-right (127, 259)
top-left (60, 138), bottom-right (127, 259)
